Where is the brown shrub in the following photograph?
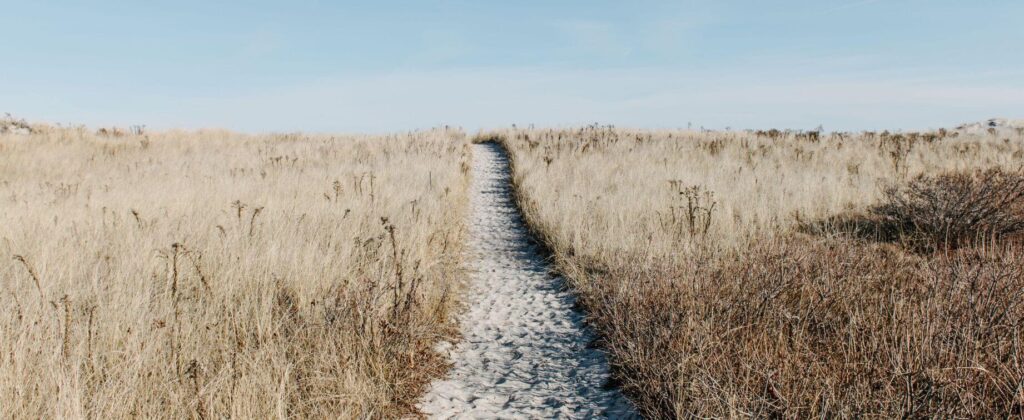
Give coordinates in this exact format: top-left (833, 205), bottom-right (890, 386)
top-left (572, 237), bottom-right (1024, 418)
top-left (872, 168), bottom-right (1024, 250)
top-left (498, 127), bottom-right (1024, 418)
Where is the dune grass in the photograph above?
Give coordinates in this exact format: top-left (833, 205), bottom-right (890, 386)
top-left (5, 118), bottom-right (1022, 418)
top-left (0, 125), bottom-right (470, 418)
top-left (497, 126), bottom-right (1024, 418)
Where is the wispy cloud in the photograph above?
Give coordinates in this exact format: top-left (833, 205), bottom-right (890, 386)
top-left (821, 0), bottom-right (887, 14)
top-left (237, 30), bottom-right (283, 59)
top-left (405, 28), bottom-right (472, 66)
top-left (76, 66), bottom-right (1017, 133)
top-left (551, 19), bottom-right (631, 59)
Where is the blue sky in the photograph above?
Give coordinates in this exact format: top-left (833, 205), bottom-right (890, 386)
top-left (1, 0), bottom-right (1022, 132)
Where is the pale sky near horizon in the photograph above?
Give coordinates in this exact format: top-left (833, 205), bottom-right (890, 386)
top-left (1, 0), bottom-right (1022, 133)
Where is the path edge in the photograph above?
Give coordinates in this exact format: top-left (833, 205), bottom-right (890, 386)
top-left (474, 136), bottom-right (640, 416)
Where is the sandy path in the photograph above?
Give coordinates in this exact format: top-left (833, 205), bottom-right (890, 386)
top-left (419, 143), bottom-right (636, 419)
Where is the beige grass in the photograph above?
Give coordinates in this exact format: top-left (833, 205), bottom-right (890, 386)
top-left (497, 127), bottom-right (1024, 418)
top-left (0, 125), bottom-right (470, 418)
top-left (502, 127), bottom-right (1022, 257)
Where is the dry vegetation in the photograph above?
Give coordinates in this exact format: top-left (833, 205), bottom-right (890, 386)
top-left (0, 124), bottom-right (470, 418)
top-left (496, 126), bottom-right (1024, 418)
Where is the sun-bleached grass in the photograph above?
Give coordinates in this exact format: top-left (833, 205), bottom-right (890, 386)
top-left (496, 126), bottom-right (1024, 417)
top-left (502, 127), bottom-right (1023, 257)
top-left (0, 125), bottom-right (470, 418)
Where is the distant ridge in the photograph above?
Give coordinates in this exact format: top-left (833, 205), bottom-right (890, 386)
top-left (955, 117), bottom-right (1024, 134)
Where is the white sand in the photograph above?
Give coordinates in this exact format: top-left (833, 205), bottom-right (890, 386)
top-left (419, 143), bottom-right (636, 419)
top-left (955, 117), bottom-right (1024, 134)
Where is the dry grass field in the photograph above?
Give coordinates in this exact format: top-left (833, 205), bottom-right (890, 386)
top-left (497, 126), bottom-right (1024, 418)
top-left (0, 123), bottom-right (470, 418)
top-left (4, 115), bottom-right (1023, 418)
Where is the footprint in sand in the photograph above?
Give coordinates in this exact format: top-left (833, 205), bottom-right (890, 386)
top-left (419, 142), bottom-right (637, 419)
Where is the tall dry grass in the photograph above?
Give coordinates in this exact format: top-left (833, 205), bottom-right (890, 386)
top-left (496, 126), bottom-right (1024, 417)
top-left (0, 125), bottom-right (470, 418)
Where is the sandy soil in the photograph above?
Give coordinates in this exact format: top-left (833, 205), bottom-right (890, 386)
top-left (418, 142), bottom-right (636, 419)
